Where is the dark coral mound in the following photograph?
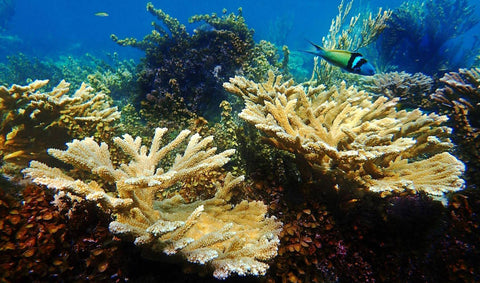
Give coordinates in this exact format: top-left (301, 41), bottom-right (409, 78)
top-left (112, 3), bottom-right (255, 120)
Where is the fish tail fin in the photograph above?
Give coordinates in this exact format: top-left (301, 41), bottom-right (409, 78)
top-left (304, 40), bottom-right (325, 57)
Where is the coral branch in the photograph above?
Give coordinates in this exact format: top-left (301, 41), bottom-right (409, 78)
top-left (23, 128), bottom-right (282, 279)
top-left (224, 71), bottom-right (464, 202)
top-left (0, 80), bottom-right (120, 174)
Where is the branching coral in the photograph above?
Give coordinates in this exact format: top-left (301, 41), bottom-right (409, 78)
top-left (224, 71), bottom-right (464, 201)
top-left (431, 68), bottom-right (480, 186)
top-left (23, 128), bottom-right (282, 279)
top-left (0, 80), bottom-right (120, 171)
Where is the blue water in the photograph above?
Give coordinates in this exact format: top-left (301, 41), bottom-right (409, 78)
top-left (2, 0), bottom-right (414, 61)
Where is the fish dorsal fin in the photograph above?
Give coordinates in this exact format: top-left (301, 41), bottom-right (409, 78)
top-left (307, 40), bottom-right (324, 51)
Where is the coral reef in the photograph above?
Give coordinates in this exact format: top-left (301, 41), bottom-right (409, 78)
top-left (0, 53), bottom-right (137, 97)
top-left (224, 71), bottom-right (464, 201)
top-left (0, 185), bottom-right (68, 279)
top-left (1, 53), bottom-right (93, 89)
top-left (0, 80), bottom-right (120, 174)
top-left (375, 0), bottom-right (480, 74)
top-left (23, 128), bottom-right (282, 279)
top-left (258, 182), bottom-right (377, 283)
top-left (85, 53), bottom-right (138, 105)
top-left (242, 40), bottom-right (290, 81)
top-left (431, 68), bottom-right (480, 187)
top-left (436, 189), bottom-right (480, 281)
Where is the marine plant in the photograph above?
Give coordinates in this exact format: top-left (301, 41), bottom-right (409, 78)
top-left (0, 184), bottom-right (131, 281)
top-left (111, 3), bottom-right (253, 119)
top-left (375, 0), bottom-right (480, 74)
top-left (224, 71), bottom-right (464, 203)
top-left (112, 3), bottom-right (288, 120)
top-left (23, 127), bottom-right (282, 279)
top-left (307, 0), bottom-right (391, 86)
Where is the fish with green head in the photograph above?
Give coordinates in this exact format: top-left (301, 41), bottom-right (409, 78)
top-left (94, 12), bottom-right (109, 17)
top-left (305, 41), bottom-right (376, 76)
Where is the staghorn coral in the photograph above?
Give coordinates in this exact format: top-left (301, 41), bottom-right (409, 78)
top-left (224, 71), bottom-right (464, 201)
top-left (431, 68), bottom-right (480, 187)
top-left (23, 128), bottom-right (282, 279)
top-left (359, 71), bottom-right (434, 109)
top-left (0, 80), bottom-right (120, 172)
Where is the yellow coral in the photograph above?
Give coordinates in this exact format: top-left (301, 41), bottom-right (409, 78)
top-left (23, 128), bottom-right (282, 279)
top-left (224, 71), bottom-right (464, 201)
top-left (0, 80), bottom-right (120, 171)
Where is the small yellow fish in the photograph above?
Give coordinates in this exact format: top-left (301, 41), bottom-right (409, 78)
top-left (94, 12), bottom-right (109, 17)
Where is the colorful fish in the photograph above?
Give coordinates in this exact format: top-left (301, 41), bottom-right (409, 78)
top-left (305, 41), bottom-right (376, 76)
top-left (94, 12), bottom-right (109, 17)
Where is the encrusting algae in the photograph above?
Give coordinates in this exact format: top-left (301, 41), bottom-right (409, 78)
top-left (23, 127), bottom-right (282, 279)
top-left (224, 70), bottom-right (465, 202)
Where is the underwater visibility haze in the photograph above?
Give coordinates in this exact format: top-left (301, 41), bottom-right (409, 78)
top-left (1, 0), bottom-right (480, 282)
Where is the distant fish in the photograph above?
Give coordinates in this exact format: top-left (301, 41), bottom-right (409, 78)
top-left (94, 12), bottom-right (109, 17)
top-left (193, 23), bottom-right (216, 34)
top-left (304, 41), bottom-right (376, 76)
